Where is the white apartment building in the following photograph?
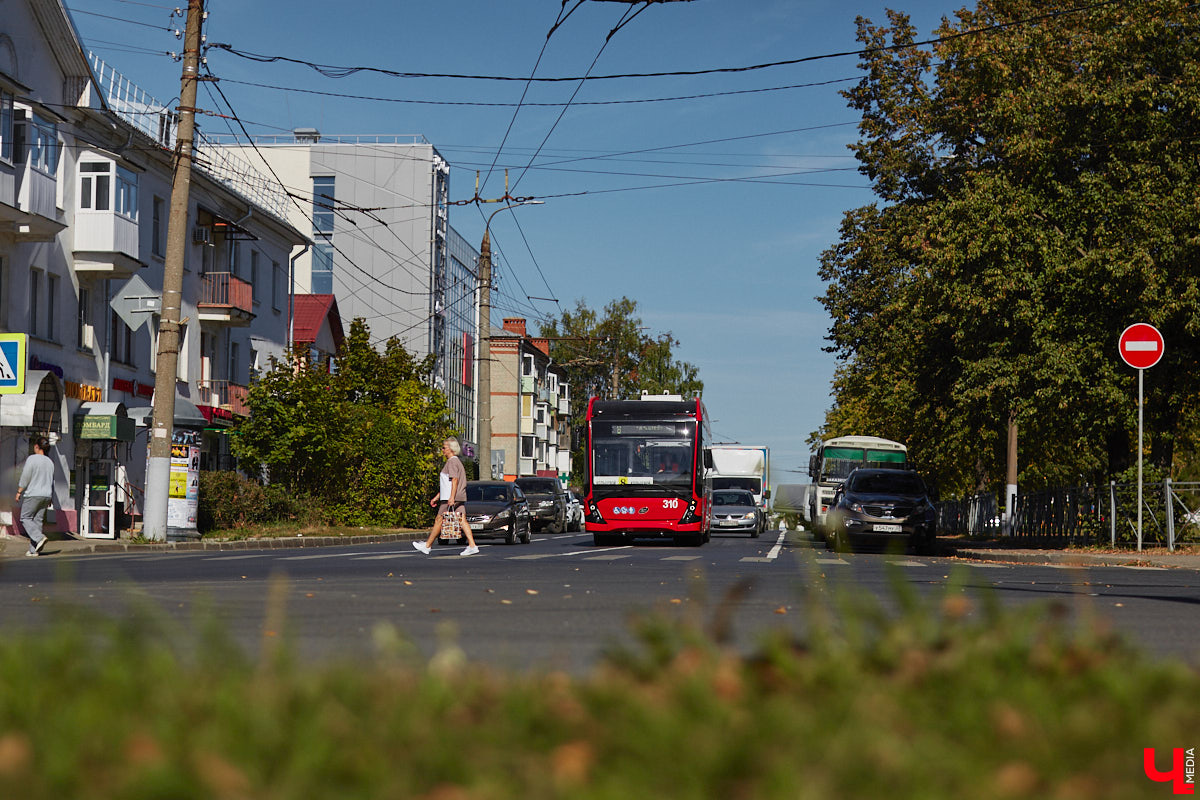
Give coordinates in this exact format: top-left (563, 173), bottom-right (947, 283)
top-left (211, 131), bottom-right (479, 446)
top-left (0, 0), bottom-right (305, 539)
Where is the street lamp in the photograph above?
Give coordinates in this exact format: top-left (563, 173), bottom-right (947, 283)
top-left (477, 199), bottom-right (543, 479)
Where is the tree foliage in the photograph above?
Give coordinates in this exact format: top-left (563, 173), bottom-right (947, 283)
top-left (539, 297), bottom-right (704, 478)
top-left (819, 1), bottom-right (1200, 495)
top-left (233, 319), bottom-right (458, 526)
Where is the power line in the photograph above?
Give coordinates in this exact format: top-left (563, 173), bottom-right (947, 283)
top-left (206, 2), bottom-right (1122, 84)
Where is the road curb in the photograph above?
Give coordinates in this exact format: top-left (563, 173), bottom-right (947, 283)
top-left (951, 547), bottom-right (1200, 570)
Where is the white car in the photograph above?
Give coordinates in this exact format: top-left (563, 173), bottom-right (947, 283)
top-left (567, 490), bottom-right (584, 532)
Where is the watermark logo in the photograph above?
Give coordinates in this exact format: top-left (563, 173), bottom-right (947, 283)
top-left (1145, 748), bottom-right (1196, 795)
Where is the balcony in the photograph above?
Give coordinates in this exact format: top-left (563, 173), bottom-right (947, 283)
top-left (197, 272), bottom-right (254, 326)
top-left (197, 379), bottom-right (250, 417)
top-left (73, 211), bottom-right (143, 280)
top-left (558, 397), bottom-right (570, 415)
top-left (520, 376), bottom-right (535, 394)
top-left (7, 162), bottom-right (63, 241)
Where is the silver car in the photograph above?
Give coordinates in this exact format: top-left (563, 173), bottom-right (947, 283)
top-left (711, 489), bottom-right (762, 537)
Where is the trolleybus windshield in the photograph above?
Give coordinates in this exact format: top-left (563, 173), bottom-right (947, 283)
top-left (590, 421), bottom-right (695, 487)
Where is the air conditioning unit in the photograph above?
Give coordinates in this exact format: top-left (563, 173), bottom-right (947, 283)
top-left (192, 226), bottom-right (211, 244)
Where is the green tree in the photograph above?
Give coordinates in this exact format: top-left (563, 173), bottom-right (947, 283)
top-left (819, 1), bottom-right (1200, 496)
top-left (540, 297), bottom-right (704, 479)
top-left (233, 318), bottom-right (458, 526)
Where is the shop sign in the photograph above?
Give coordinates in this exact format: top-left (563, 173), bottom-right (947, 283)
top-left (29, 354), bottom-right (63, 379)
top-left (73, 415), bottom-right (135, 441)
top-left (112, 378), bottom-right (156, 398)
top-left (66, 381), bottom-right (103, 402)
top-left (198, 405), bottom-right (234, 424)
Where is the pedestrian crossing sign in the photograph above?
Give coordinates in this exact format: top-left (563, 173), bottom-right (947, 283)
top-left (0, 333), bottom-right (26, 395)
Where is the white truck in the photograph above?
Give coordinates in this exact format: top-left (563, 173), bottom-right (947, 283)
top-left (708, 445), bottom-right (770, 535)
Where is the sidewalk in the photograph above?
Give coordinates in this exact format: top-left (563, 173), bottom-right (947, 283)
top-left (945, 537), bottom-right (1200, 570)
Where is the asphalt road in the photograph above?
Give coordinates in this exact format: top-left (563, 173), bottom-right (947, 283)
top-left (2, 528), bottom-right (1198, 672)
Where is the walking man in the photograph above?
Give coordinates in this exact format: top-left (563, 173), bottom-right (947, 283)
top-left (16, 436), bottom-right (54, 557)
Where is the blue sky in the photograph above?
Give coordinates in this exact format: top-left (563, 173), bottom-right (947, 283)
top-left (69, 0), bottom-right (955, 483)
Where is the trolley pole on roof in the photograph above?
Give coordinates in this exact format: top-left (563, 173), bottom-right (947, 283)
top-left (143, 0), bottom-right (205, 542)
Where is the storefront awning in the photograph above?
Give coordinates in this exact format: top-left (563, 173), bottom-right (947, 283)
top-left (127, 394), bottom-right (209, 430)
top-left (73, 402), bottom-right (134, 442)
top-left (0, 370), bottom-right (67, 433)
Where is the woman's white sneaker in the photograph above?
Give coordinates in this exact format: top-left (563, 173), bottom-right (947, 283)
top-left (460, 545), bottom-right (480, 556)
top-left (412, 541), bottom-right (432, 554)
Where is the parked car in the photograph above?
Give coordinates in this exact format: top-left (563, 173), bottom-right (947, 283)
top-left (440, 481), bottom-right (533, 546)
top-left (711, 489), bottom-right (762, 537)
top-left (513, 477), bottom-right (570, 533)
top-left (567, 489), bottom-right (584, 532)
top-left (825, 468), bottom-right (937, 554)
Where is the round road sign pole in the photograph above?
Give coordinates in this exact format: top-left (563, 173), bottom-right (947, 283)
top-left (1137, 368), bottom-right (1143, 552)
top-left (1119, 322), bottom-right (1162, 553)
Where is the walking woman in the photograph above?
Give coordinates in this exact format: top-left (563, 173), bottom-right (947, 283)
top-left (413, 438), bottom-right (479, 556)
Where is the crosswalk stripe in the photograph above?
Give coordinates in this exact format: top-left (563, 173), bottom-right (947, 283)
top-left (662, 555), bottom-right (702, 561)
top-left (583, 553), bottom-right (631, 561)
top-left (814, 558), bottom-right (849, 565)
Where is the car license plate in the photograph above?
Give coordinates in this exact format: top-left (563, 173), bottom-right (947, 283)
top-left (718, 519), bottom-right (738, 527)
top-left (873, 523), bottom-right (902, 533)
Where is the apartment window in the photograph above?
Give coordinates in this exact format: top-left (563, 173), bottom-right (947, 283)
top-left (46, 274), bottom-right (58, 343)
top-left (79, 161), bottom-right (111, 211)
top-left (520, 435), bottom-right (535, 459)
top-left (20, 113), bottom-right (58, 174)
top-left (0, 91), bottom-right (12, 162)
top-left (116, 166), bottom-right (138, 220)
top-left (312, 243), bottom-right (333, 294)
top-left (522, 354), bottom-right (535, 377)
top-left (521, 395), bottom-right (532, 418)
top-left (111, 310), bottom-right (134, 364)
top-left (77, 286), bottom-right (92, 350)
top-left (535, 404), bottom-right (547, 425)
top-left (312, 176), bottom-right (335, 234)
top-left (230, 341), bottom-right (240, 386)
top-left (228, 240), bottom-right (239, 277)
top-left (151, 196), bottom-right (165, 257)
top-left (250, 348), bottom-right (259, 376)
top-left (250, 250), bottom-right (260, 304)
top-left (271, 261), bottom-right (281, 311)
top-left (29, 269), bottom-right (40, 337)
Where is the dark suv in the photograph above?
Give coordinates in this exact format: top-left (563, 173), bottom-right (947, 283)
top-left (513, 476), bottom-right (569, 533)
top-left (826, 468), bottom-right (937, 554)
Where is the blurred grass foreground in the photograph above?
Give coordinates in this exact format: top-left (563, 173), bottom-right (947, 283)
top-left (0, 578), bottom-right (1196, 800)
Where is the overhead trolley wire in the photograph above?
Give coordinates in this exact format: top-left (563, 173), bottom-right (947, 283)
top-left (206, 1), bottom-right (1123, 84)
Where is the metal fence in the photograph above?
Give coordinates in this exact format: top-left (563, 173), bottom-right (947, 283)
top-left (938, 480), bottom-right (1200, 551)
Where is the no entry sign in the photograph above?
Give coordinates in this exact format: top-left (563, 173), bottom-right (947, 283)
top-left (1119, 323), bottom-right (1164, 370)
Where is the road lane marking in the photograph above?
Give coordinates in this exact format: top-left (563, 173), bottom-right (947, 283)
top-left (583, 553), bottom-right (632, 561)
top-left (888, 560), bottom-right (926, 567)
top-left (279, 552), bottom-right (379, 561)
top-left (814, 558), bottom-right (849, 565)
top-left (767, 528), bottom-right (787, 560)
top-left (509, 546), bottom-right (632, 561)
top-left (353, 553), bottom-right (419, 560)
top-left (662, 555), bottom-right (702, 561)
top-left (204, 554), bottom-right (275, 561)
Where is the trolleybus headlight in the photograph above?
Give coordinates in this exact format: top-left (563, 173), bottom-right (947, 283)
top-left (678, 497), bottom-right (700, 524)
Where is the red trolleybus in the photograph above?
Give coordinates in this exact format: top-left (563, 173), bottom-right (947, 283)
top-left (584, 394), bottom-right (713, 546)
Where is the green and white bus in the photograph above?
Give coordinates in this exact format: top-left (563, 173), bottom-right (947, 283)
top-left (807, 436), bottom-right (908, 531)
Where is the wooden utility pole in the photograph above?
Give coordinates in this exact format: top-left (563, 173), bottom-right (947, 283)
top-left (142, 0), bottom-right (204, 541)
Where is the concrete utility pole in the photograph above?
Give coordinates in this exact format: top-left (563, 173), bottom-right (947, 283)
top-left (475, 188), bottom-right (542, 479)
top-left (143, 0), bottom-right (204, 542)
